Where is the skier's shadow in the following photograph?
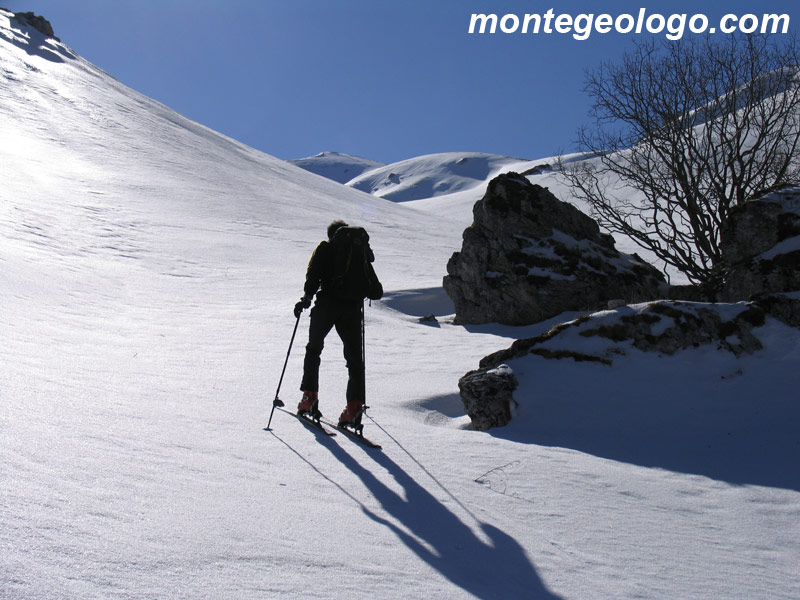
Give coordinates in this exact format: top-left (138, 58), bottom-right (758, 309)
top-left (319, 437), bottom-right (563, 600)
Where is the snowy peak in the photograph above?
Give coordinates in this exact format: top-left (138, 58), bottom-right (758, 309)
top-left (346, 152), bottom-right (531, 202)
top-left (289, 150), bottom-right (536, 204)
top-left (289, 151), bottom-right (385, 184)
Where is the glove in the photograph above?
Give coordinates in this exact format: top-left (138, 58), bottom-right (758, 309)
top-left (294, 295), bottom-right (312, 318)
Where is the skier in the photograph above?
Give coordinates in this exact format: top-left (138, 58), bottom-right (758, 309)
top-left (293, 220), bottom-right (383, 427)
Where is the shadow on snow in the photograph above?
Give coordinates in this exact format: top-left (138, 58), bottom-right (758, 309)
top-left (273, 429), bottom-right (562, 599)
top-left (1, 14), bottom-right (76, 63)
top-left (492, 356), bottom-right (800, 492)
top-left (380, 287), bottom-right (454, 318)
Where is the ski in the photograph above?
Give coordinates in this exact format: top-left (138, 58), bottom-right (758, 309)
top-left (266, 401), bottom-right (380, 448)
top-left (321, 418), bottom-right (382, 449)
top-left (265, 406), bottom-right (337, 437)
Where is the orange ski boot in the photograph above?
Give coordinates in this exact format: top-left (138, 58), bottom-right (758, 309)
top-left (297, 391), bottom-right (319, 417)
top-left (338, 400), bottom-right (364, 428)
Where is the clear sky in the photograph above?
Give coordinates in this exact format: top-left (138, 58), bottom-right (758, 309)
top-left (5, 0), bottom-right (799, 165)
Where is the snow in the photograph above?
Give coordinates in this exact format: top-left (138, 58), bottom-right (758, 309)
top-left (754, 185), bottom-right (800, 261)
top-left (2, 11), bottom-right (800, 600)
top-left (289, 151), bottom-right (385, 185)
top-left (346, 152), bottom-right (531, 202)
top-left (759, 184), bottom-right (800, 215)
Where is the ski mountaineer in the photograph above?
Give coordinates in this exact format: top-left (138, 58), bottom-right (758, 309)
top-left (293, 220), bottom-right (383, 428)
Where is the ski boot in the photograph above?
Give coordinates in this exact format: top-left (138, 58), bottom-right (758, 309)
top-left (338, 400), bottom-right (365, 433)
top-left (297, 391), bottom-right (321, 420)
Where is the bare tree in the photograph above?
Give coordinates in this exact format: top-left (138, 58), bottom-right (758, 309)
top-left (559, 34), bottom-right (800, 285)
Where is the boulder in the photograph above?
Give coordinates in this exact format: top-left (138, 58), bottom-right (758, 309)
top-left (458, 364), bottom-right (518, 430)
top-left (752, 293), bottom-right (800, 328)
top-left (443, 173), bottom-right (665, 325)
top-left (716, 186), bottom-right (800, 301)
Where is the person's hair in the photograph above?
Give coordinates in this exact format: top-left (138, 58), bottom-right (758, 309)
top-left (327, 220), bottom-right (348, 240)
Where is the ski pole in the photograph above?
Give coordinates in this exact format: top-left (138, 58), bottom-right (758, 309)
top-left (361, 300), bottom-right (368, 420)
top-left (266, 312), bottom-right (301, 430)
top-left (361, 300), bottom-right (366, 377)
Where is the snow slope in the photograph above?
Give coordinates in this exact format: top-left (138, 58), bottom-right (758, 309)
top-left (346, 152), bottom-right (531, 202)
top-left (288, 151), bottom-right (384, 185)
top-left (2, 11), bottom-right (799, 600)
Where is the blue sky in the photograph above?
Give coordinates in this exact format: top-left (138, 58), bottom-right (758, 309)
top-left (6, 0), bottom-right (799, 165)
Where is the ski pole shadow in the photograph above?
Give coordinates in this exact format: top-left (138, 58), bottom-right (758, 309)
top-left (269, 430), bottom-right (370, 510)
top-left (319, 435), bottom-right (563, 600)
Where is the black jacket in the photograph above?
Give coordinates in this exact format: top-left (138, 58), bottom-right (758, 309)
top-left (303, 239), bottom-right (381, 301)
top-left (303, 241), bottom-right (333, 299)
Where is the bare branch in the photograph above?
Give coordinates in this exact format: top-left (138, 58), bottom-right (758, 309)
top-left (559, 33), bottom-right (800, 285)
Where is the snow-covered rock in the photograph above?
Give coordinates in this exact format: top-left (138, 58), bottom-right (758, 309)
top-left (754, 291), bottom-right (800, 328)
top-left (716, 185), bottom-right (800, 300)
top-left (480, 300), bottom-right (774, 369)
top-left (10, 11), bottom-right (56, 39)
top-left (443, 173), bottom-right (665, 325)
top-left (458, 363), bottom-right (518, 430)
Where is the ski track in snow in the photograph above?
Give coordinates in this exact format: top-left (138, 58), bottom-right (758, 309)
top-left (2, 12), bottom-right (799, 600)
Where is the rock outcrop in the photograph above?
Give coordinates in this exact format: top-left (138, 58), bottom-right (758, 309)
top-left (12, 11), bottom-right (57, 39)
top-left (451, 179), bottom-right (800, 431)
top-left (480, 300), bottom-right (772, 370)
top-left (461, 294), bottom-right (800, 430)
top-left (715, 186), bottom-right (800, 301)
top-left (443, 173), bottom-right (665, 325)
top-left (751, 292), bottom-right (800, 329)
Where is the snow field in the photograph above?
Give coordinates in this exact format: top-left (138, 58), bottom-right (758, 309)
top-left (3, 12), bottom-right (799, 599)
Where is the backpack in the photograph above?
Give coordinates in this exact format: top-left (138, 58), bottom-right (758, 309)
top-left (329, 226), bottom-right (383, 301)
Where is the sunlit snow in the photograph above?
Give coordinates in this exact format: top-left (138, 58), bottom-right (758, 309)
top-left (2, 11), bottom-right (799, 600)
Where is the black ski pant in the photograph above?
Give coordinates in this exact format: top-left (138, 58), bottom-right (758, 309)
top-left (300, 297), bottom-right (364, 405)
